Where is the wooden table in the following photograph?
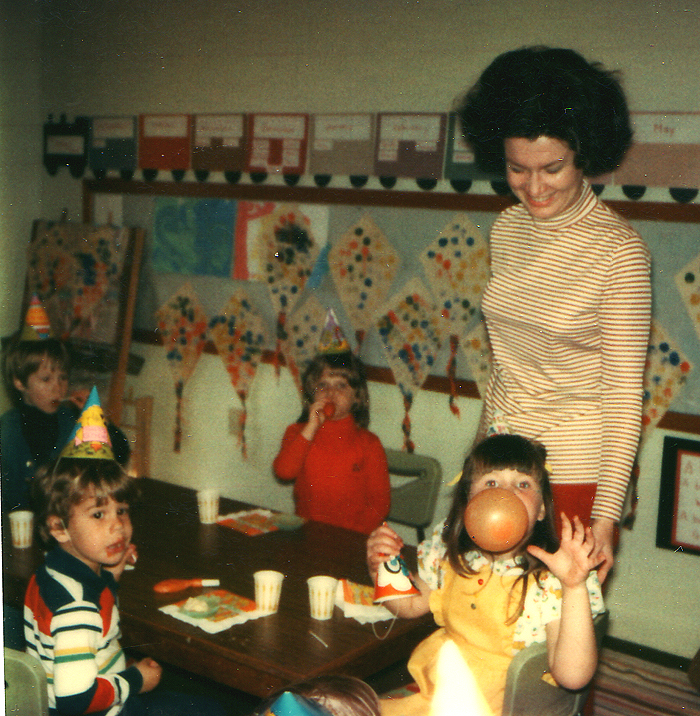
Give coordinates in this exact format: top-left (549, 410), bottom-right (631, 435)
top-left (3, 478), bottom-right (435, 698)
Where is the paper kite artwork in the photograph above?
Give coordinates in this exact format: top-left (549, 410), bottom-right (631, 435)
top-left (640, 320), bottom-right (693, 445)
top-left (376, 278), bottom-right (446, 451)
top-left (155, 282), bottom-right (210, 452)
top-left (329, 214), bottom-right (400, 353)
top-left (208, 290), bottom-right (269, 458)
top-left (26, 220), bottom-right (131, 344)
top-left (675, 249), bottom-right (700, 345)
top-left (420, 214), bottom-right (489, 416)
top-left (258, 204), bottom-right (320, 374)
top-left (461, 318), bottom-right (493, 400)
top-left (279, 295), bottom-right (327, 394)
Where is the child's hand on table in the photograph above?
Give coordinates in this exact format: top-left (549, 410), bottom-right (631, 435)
top-left (528, 514), bottom-right (601, 589)
top-left (135, 657), bottom-right (162, 693)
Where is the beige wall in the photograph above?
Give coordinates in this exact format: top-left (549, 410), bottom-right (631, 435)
top-left (2, 0), bottom-right (699, 657)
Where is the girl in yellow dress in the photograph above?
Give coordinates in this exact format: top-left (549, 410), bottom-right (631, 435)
top-left (367, 434), bottom-right (605, 716)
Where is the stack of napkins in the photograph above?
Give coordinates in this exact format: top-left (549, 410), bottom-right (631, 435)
top-left (334, 579), bottom-right (395, 623)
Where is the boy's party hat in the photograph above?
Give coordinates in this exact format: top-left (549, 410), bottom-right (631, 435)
top-left (60, 386), bottom-right (115, 460)
top-left (261, 692), bottom-right (330, 716)
top-left (373, 554), bottom-right (421, 603)
top-left (317, 308), bottom-right (351, 354)
top-left (21, 294), bottom-right (52, 341)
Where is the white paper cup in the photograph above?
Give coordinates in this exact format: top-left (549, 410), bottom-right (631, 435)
top-left (254, 570), bottom-right (284, 615)
top-left (9, 510), bottom-right (33, 549)
top-left (196, 489), bottom-right (220, 524)
top-left (307, 575), bottom-right (338, 620)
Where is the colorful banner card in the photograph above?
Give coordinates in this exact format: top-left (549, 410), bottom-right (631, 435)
top-left (308, 113), bottom-right (375, 176)
top-left (138, 114), bottom-right (192, 171)
top-left (191, 114), bottom-right (247, 173)
top-left (374, 112), bottom-right (447, 179)
top-left (615, 112), bottom-right (700, 188)
top-left (89, 116), bottom-right (137, 174)
top-left (245, 113), bottom-right (309, 174)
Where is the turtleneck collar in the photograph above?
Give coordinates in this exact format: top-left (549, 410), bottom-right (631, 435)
top-left (528, 180), bottom-right (597, 231)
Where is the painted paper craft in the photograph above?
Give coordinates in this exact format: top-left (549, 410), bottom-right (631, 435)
top-left (151, 197), bottom-right (237, 278)
top-left (641, 320), bottom-right (693, 444)
top-left (208, 290), bottom-right (268, 458)
top-left (329, 214), bottom-right (400, 353)
top-left (676, 249), bottom-right (700, 344)
top-left (461, 318), bottom-right (493, 400)
top-left (420, 215), bottom-right (489, 415)
top-left (376, 279), bottom-right (445, 451)
top-left (280, 295), bottom-right (327, 394)
top-left (155, 282), bottom-right (209, 452)
top-left (26, 220), bottom-right (130, 344)
top-left (258, 205), bottom-right (320, 374)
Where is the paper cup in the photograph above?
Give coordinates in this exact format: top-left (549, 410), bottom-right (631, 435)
top-left (307, 575), bottom-right (338, 620)
top-left (197, 489), bottom-right (219, 524)
top-left (9, 510), bottom-right (33, 549)
top-left (254, 570), bottom-right (284, 615)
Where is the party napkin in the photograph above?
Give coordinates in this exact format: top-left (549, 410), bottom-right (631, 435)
top-left (159, 589), bottom-right (260, 634)
top-left (329, 214), bottom-right (400, 353)
top-left (155, 282), bottom-right (209, 451)
top-left (217, 509), bottom-right (281, 536)
top-left (208, 290), bottom-right (268, 458)
top-left (420, 215), bottom-right (488, 416)
top-left (334, 579), bottom-right (394, 624)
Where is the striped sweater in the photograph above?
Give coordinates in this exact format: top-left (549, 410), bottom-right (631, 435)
top-left (480, 182), bottom-right (652, 522)
top-left (24, 548), bottom-right (143, 715)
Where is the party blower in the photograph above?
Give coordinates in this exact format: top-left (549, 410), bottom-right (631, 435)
top-left (463, 487), bottom-right (528, 553)
top-left (373, 554), bottom-right (421, 603)
top-left (153, 578), bottom-right (220, 594)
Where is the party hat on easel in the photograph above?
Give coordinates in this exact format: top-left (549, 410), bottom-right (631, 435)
top-left (373, 554), bottom-right (421, 603)
top-left (60, 386), bottom-right (115, 460)
top-left (317, 308), bottom-right (351, 354)
top-left (20, 294), bottom-right (52, 341)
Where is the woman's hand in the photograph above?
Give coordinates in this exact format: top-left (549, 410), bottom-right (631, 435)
top-left (528, 514), bottom-right (601, 589)
top-left (366, 523), bottom-right (403, 580)
top-left (590, 518), bottom-right (615, 583)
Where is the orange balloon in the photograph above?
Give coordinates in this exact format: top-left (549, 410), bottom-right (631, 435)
top-left (464, 488), bottom-right (529, 553)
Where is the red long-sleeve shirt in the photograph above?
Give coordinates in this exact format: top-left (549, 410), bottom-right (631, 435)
top-left (273, 415), bottom-right (390, 534)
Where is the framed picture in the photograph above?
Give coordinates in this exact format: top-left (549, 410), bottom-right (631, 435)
top-left (656, 436), bottom-right (700, 555)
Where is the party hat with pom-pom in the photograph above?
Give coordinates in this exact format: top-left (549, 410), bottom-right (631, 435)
top-left (20, 294), bottom-right (53, 341)
top-left (60, 386), bottom-right (114, 460)
top-left (317, 308), bottom-right (351, 354)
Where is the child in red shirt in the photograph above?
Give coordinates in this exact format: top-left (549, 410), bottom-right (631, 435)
top-left (273, 349), bottom-right (390, 534)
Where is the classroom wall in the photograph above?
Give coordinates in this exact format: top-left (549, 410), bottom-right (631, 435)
top-left (2, 0), bottom-right (699, 658)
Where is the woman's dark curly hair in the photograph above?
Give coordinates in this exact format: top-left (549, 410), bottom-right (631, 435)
top-left (456, 46), bottom-right (633, 177)
top-left (442, 433), bottom-right (559, 624)
top-left (298, 351), bottom-right (370, 429)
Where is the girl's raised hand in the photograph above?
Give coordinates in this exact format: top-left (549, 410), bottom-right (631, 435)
top-left (527, 514), bottom-right (602, 589)
top-left (301, 398), bottom-right (331, 440)
top-left (366, 523), bottom-right (404, 578)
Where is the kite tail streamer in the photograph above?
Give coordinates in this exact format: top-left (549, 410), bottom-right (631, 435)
top-left (447, 334), bottom-right (460, 417)
top-left (355, 329), bottom-right (365, 355)
top-left (174, 380), bottom-right (184, 452)
top-left (401, 391), bottom-right (415, 453)
top-left (274, 311), bottom-right (287, 378)
top-left (237, 389), bottom-right (248, 460)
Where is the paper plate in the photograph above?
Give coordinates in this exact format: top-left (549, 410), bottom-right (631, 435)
top-left (179, 595), bottom-right (220, 619)
top-left (270, 513), bottom-right (306, 530)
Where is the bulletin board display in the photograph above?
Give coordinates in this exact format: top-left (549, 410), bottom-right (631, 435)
top-left (657, 436), bottom-right (700, 555)
top-left (83, 179), bottom-right (700, 429)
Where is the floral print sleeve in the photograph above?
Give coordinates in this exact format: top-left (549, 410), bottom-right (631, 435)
top-left (417, 520), bottom-right (447, 590)
top-left (512, 569), bottom-right (605, 651)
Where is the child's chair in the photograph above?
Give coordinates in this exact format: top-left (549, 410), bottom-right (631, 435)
top-left (501, 611), bottom-right (609, 716)
top-left (385, 449), bottom-right (442, 542)
top-left (4, 647), bottom-right (49, 716)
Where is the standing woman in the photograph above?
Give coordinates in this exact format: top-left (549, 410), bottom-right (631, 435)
top-left (458, 47), bottom-right (651, 581)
